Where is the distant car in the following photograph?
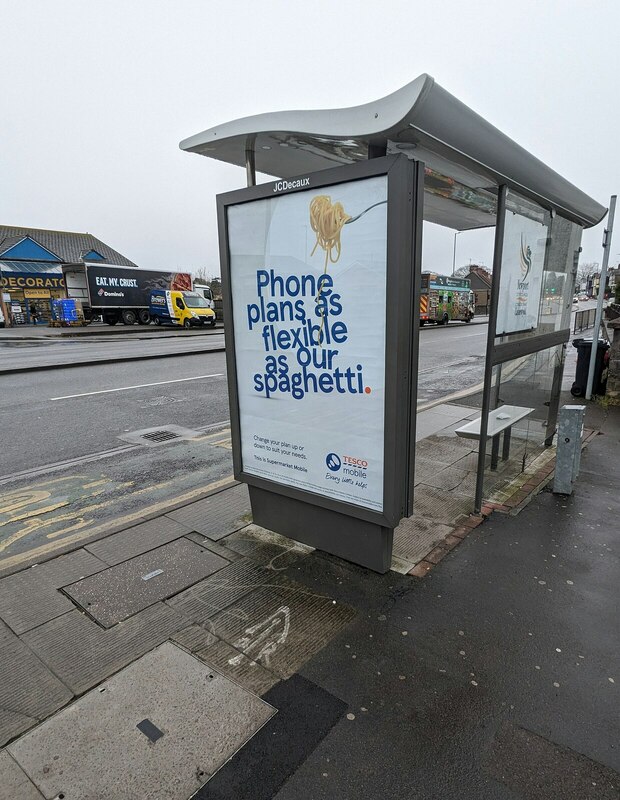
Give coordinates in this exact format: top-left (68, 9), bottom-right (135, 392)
top-left (572, 297), bottom-right (579, 310)
top-left (578, 294), bottom-right (589, 301)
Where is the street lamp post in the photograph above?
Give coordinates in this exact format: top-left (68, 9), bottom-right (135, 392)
top-left (452, 230), bottom-right (462, 275)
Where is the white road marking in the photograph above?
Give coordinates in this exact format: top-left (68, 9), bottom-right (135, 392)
top-left (50, 374), bottom-right (224, 400)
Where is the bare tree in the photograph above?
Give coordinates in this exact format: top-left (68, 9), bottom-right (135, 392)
top-left (193, 268), bottom-right (213, 285)
top-left (577, 261), bottom-right (599, 286)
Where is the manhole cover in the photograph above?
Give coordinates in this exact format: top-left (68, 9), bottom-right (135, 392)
top-left (142, 430), bottom-right (181, 443)
top-left (118, 425), bottom-right (201, 447)
top-left (7, 642), bottom-right (275, 800)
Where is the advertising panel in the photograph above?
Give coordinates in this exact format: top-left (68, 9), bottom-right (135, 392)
top-left (496, 211), bottom-right (548, 336)
top-left (227, 175), bottom-right (388, 513)
top-left (85, 265), bottom-right (192, 308)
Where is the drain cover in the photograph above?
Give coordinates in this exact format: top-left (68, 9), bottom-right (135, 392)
top-left (142, 430), bottom-right (181, 443)
top-left (118, 425), bottom-right (201, 447)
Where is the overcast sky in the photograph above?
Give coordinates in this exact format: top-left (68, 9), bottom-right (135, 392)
top-left (1, 0), bottom-right (618, 276)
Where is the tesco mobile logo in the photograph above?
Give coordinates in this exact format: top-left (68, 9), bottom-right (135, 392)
top-left (325, 453), bottom-right (341, 472)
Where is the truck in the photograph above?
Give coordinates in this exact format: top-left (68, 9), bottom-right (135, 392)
top-left (420, 272), bottom-right (474, 325)
top-left (62, 264), bottom-right (193, 325)
top-left (192, 282), bottom-right (215, 311)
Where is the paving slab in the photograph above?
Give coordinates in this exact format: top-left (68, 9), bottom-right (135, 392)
top-left (393, 515), bottom-right (453, 563)
top-left (63, 539), bottom-right (228, 628)
top-left (0, 621), bottom-right (73, 747)
top-left (8, 642), bottom-right (274, 800)
top-left (185, 531), bottom-right (244, 562)
top-left (223, 524), bottom-right (313, 569)
top-left (412, 483), bottom-right (474, 524)
top-left (0, 751), bottom-right (44, 800)
top-left (166, 483), bottom-right (251, 540)
top-left (209, 580), bottom-right (356, 679)
top-left (0, 549), bottom-right (106, 634)
top-left (84, 516), bottom-right (192, 566)
top-left (165, 558), bottom-right (271, 622)
top-left (195, 638), bottom-right (280, 696)
top-left (22, 604), bottom-right (185, 694)
top-left (171, 623), bottom-right (218, 653)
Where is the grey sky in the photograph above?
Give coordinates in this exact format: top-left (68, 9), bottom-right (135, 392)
top-left (1, 0), bottom-right (617, 275)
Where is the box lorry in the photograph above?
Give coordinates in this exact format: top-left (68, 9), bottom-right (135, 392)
top-left (62, 263), bottom-right (193, 325)
top-left (149, 290), bottom-right (216, 328)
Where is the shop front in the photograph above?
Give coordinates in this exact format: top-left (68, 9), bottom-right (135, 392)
top-left (0, 264), bottom-right (66, 324)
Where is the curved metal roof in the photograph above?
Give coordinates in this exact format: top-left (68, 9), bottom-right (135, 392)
top-left (180, 74), bottom-right (605, 228)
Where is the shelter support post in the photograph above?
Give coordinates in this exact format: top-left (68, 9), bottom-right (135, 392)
top-left (245, 135), bottom-right (256, 187)
top-left (474, 185), bottom-right (508, 514)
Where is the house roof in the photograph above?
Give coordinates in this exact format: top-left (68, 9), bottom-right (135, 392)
top-left (0, 260), bottom-right (63, 274)
top-left (467, 266), bottom-right (492, 286)
top-left (0, 226), bottom-right (137, 266)
top-left (180, 74), bottom-right (606, 230)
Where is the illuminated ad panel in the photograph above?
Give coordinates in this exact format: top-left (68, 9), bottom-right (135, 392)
top-left (227, 175), bottom-right (388, 512)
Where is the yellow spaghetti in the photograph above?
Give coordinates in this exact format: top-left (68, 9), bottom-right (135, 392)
top-left (309, 195), bottom-right (350, 273)
top-left (309, 195), bottom-right (350, 345)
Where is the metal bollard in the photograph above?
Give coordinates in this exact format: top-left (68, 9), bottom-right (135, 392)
top-left (553, 405), bottom-right (586, 495)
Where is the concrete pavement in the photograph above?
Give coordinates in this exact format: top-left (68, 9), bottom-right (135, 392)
top-left (0, 401), bottom-right (617, 798)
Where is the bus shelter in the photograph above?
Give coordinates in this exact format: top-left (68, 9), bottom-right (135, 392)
top-left (181, 74), bottom-right (605, 572)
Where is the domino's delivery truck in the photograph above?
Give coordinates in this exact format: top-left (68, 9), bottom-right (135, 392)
top-left (62, 263), bottom-right (193, 325)
top-left (149, 290), bottom-right (216, 328)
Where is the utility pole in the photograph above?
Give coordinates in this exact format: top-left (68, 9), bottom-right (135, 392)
top-left (586, 194), bottom-right (616, 400)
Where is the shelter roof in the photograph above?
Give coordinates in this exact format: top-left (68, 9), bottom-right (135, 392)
top-left (181, 74), bottom-right (605, 230)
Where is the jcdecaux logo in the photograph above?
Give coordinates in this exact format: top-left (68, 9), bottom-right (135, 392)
top-left (325, 453), bottom-right (341, 472)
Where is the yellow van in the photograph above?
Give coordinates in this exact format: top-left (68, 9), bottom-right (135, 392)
top-left (149, 290), bottom-right (216, 328)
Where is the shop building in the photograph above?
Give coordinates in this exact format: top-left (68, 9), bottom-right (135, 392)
top-left (0, 226), bottom-right (136, 325)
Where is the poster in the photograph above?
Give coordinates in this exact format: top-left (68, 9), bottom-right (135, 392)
top-left (228, 175), bottom-right (388, 512)
top-left (496, 211), bottom-right (547, 336)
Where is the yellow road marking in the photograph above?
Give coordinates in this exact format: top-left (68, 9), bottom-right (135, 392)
top-left (0, 475), bottom-right (235, 572)
top-left (0, 490), bottom-right (52, 515)
top-left (0, 501), bottom-right (70, 528)
top-left (82, 479), bottom-right (110, 489)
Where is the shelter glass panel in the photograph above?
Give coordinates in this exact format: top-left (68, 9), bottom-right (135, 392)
top-left (480, 344), bottom-right (565, 503)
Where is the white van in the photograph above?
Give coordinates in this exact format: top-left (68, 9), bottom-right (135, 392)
top-left (193, 283), bottom-right (215, 310)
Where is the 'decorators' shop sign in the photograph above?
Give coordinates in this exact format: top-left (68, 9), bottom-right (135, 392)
top-left (496, 210), bottom-right (547, 336)
top-left (227, 175), bottom-right (388, 512)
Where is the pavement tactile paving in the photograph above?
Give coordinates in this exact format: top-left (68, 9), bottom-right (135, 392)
top-left (21, 604), bottom-right (185, 695)
top-left (0, 548), bottom-right (107, 635)
top-left (7, 642), bottom-right (275, 800)
top-left (63, 538), bottom-right (229, 628)
top-left (84, 515), bottom-right (192, 566)
top-left (0, 620), bottom-right (73, 747)
top-left (166, 483), bottom-right (251, 540)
